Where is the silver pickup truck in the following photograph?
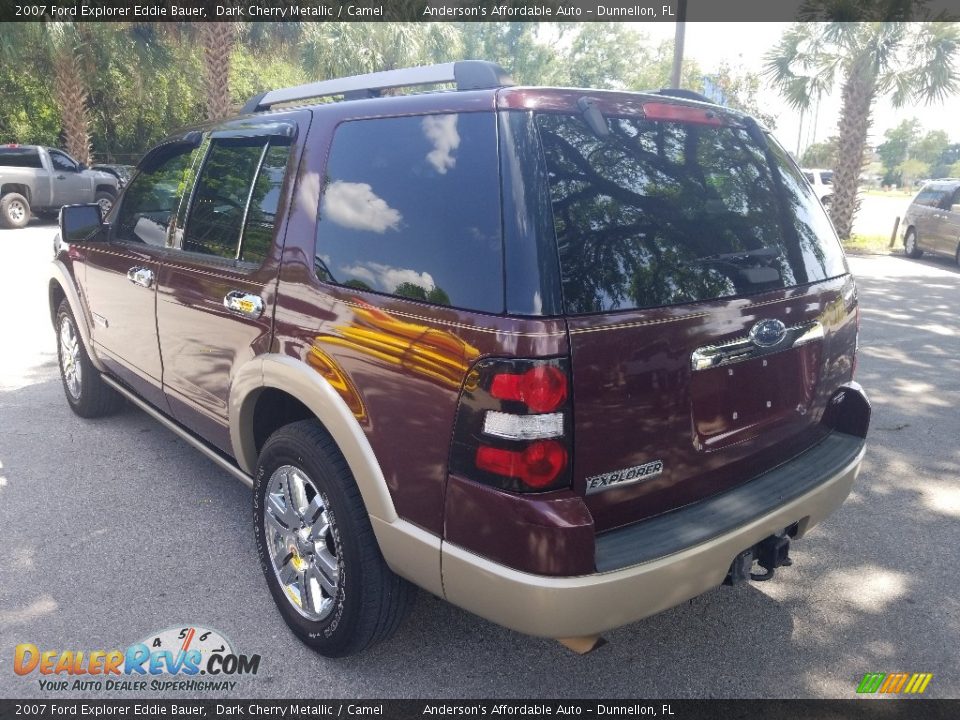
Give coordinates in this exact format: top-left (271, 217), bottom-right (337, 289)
top-left (0, 145), bottom-right (120, 229)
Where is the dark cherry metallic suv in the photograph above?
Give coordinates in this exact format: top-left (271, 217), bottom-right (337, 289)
top-left (50, 61), bottom-right (870, 657)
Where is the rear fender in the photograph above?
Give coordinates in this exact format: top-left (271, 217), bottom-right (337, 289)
top-left (228, 354), bottom-right (444, 596)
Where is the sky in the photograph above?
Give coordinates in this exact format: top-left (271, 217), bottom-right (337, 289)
top-left (638, 22), bottom-right (960, 157)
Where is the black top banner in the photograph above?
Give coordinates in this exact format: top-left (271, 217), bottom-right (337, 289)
top-left (3, 0), bottom-right (960, 23)
top-left (0, 700), bottom-right (959, 720)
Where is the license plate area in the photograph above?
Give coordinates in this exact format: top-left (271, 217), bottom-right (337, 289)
top-left (690, 345), bottom-right (821, 451)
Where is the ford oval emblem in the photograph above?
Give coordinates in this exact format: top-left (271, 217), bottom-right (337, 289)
top-left (749, 319), bottom-right (787, 348)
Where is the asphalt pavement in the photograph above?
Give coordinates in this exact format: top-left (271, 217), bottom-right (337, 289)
top-left (0, 221), bottom-right (957, 699)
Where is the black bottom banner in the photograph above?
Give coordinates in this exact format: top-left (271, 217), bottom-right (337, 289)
top-left (0, 700), bottom-right (958, 720)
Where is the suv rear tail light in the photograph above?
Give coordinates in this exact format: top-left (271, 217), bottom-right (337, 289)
top-left (490, 365), bottom-right (567, 412)
top-left (449, 357), bottom-right (572, 493)
top-left (476, 440), bottom-right (568, 489)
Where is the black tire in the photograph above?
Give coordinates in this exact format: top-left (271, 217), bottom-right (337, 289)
top-left (55, 299), bottom-right (123, 418)
top-left (95, 191), bottom-right (115, 218)
top-left (1, 192), bottom-right (30, 229)
top-left (904, 228), bottom-right (923, 259)
top-left (254, 420), bottom-right (416, 657)
top-left (821, 195), bottom-right (832, 209)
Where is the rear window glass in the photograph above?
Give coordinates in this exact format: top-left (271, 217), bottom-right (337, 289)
top-left (0, 148), bottom-right (42, 168)
top-left (536, 112), bottom-right (847, 314)
top-left (315, 113), bottom-right (503, 313)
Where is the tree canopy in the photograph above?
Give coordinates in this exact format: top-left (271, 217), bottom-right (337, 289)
top-left (0, 22), bottom-right (774, 164)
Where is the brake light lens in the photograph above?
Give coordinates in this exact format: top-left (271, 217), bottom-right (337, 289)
top-left (448, 357), bottom-right (572, 493)
top-left (476, 441), bottom-right (569, 489)
top-left (490, 365), bottom-right (568, 412)
top-left (642, 102), bottom-right (723, 126)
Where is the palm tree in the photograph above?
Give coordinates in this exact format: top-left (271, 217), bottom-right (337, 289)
top-left (0, 22), bottom-right (94, 164)
top-left (200, 22), bottom-right (236, 122)
top-left (764, 13), bottom-right (960, 239)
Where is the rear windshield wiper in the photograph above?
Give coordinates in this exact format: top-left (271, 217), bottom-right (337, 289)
top-left (689, 247), bottom-right (782, 264)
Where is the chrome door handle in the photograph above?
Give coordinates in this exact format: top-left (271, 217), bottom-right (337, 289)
top-left (126, 266), bottom-right (154, 288)
top-left (224, 290), bottom-right (264, 319)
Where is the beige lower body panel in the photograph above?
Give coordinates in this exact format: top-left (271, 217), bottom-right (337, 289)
top-left (440, 447), bottom-right (863, 639)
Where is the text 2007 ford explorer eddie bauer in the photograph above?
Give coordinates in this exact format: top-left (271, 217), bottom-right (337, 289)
top-left (1, 145), bottom-right (119, 228)
top-left (50, 62), bottom-right (869, 657)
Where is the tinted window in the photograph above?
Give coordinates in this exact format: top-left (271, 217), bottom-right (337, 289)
top-left (116, 145), bottom-right (201, 247)
top-left (820, 171), bottom-right (833, 185)
top-left (803, 172), bottom-right (815, 184)
top-left (315, 113), bottom-right (503, 313)
top-left (536, 112), bottom-right (847, 314)
top-left (49, 150), bottom-right (78, 172)
top-left (183, 140), bottom-right (267, 260)
top-left (949, 187), bottom-right (960, 208)
top-left (240, 144), bottom-right (290, 265)
top-left (916, 188), bottom-right (948, 207)
top-left (0, 148), bottom-right (42, 168)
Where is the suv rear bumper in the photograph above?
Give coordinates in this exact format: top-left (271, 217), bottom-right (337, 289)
top-left (440, 432), bottom-right (865, 639)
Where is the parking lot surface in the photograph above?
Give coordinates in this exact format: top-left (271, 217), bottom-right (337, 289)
top-left (0, 222), bottom-right (957, 698)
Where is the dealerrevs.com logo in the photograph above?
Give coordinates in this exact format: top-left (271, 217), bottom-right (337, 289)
top-left (14, 626), bottom-right (261, 693)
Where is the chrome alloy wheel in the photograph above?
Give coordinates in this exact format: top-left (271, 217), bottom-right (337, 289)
top-left (59, 316), bottom-right (82, 400)
top-left (7, 198), bottom-right (26, 224)
top-left (264, 465), bottom-right (340, 621)
top-left (97, 196), bottom-right (113, 216)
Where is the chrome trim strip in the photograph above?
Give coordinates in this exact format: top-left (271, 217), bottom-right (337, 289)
top-left (691, 320), bottom-right (824, 371)
top-left (101, 375), bottom-right (253, 489)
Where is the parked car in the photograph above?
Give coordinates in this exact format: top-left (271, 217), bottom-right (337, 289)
top-left (899, 179), bottom-right (960, 264)
top-left (50, 61), bottom-right (869, 657)
top-left (90, 163), bottom-right (134, 188)
top-left (802, 168), bottom-right (834, 207)
top-left (0, 145), bottom-right (119, 228)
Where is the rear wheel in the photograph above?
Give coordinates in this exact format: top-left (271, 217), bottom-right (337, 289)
top-left (253, 420), bottom-right (415, 657)
top-left (904, 228), bottom-right (923, 259)
top-left (1, 192), bottom-right (30, 229)
top-left (56, 299), bottom-right (123, 417)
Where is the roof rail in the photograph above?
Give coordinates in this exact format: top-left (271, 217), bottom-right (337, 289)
top-left (241, 60), bottom-right (513, 114)
top-left (653, 88), bottom-right (716, 104)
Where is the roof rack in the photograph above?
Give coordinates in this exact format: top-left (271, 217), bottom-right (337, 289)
top-left (241, 60), bottom-right (513, 114)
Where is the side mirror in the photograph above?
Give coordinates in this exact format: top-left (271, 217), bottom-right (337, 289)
top-left (60, 203), bottom-right (105, 243)
top-left (77, 163), bottom-right (87, 171)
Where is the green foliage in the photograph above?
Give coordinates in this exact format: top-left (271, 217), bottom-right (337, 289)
top-left (877, 120), bottom-right (949, 184)
top-left (699, 62), bottom-right (777, 129)
top-left (800, 137), bottom-right (839, 168)
top-left (0, 22), bottom-right (775, 165)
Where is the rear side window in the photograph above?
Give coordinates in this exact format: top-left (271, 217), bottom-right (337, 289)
top-left (0, 148), bottom-right (42, 168)
top-left (536, 112), bottom-right (847, 314)
top-left (183, 140), bottom-right (267, 260)
top-left (176, 138), bottom-right (291, 264)
top-left (315, 113), bottom-right (503, 313)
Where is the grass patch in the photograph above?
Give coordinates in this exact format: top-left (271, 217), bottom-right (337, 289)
top-left (843, 234), bottom-right (897, 254)
top-left (862, 188), bottom-right (914, 198)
